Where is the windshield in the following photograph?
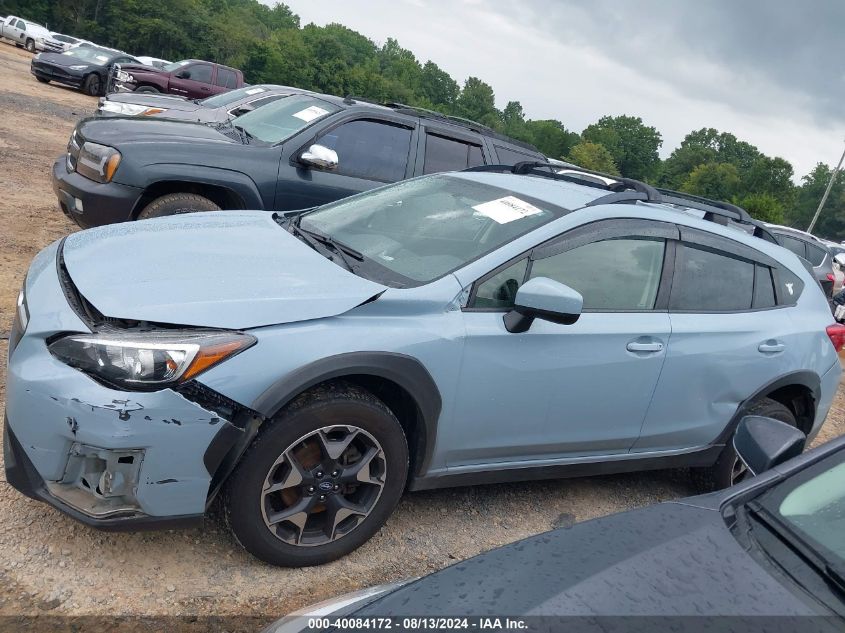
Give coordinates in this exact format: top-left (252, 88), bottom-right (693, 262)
top-left (61, 47), bottom-right (112, 66)
top-left (200, 85), bottom-right (273, 108)
top-left (759, 450), bottom-right (845, 564)
top-left (162, 60), bottom-right (191, 72)
top-left (233, 94), bottom-right (338, 144)
top-left (300, 174), bottom-right (566, 285)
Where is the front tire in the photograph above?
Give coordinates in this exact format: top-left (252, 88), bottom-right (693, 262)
top-left (223, 383), bottom-right (409, 567)
top-left (36, 76), bottom-right (50, 84)
top-left (25, 39), bottom-right (35, 53)
top-left (135, 85), bottom-right (160, 93)
top-left (137, 193), bottom-right (221, 220)
top-left (82, 73), bottom-right (101, 96)
top-left (692, 397), bottom-right (796, 492)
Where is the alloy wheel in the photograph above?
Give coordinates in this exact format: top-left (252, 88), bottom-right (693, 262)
top-left (260, 425), bottom-right (387, 546)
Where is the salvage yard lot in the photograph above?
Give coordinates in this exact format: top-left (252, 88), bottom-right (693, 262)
top-left (0, 43), bottom-right (843, 622)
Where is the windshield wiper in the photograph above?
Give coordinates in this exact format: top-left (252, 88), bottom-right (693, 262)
top-left (233, 124), bottom-right (256, 145)
top-left (287, 221), bottom-right (363, 272)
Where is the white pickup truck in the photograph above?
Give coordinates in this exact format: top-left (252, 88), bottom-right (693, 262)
top-left (0, 15), bottom-right (58, 53)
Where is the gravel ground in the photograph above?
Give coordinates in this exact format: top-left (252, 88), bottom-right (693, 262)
top-left (0, 43), bottom-right (843, 626)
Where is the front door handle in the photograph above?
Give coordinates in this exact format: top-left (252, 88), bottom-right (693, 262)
top-left (626, 340), bottom-right (664, 353)
top-left (758, 341), bottom-right (785, 354)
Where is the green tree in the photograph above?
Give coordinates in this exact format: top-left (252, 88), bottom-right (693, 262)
top-left (456, 77), bottom-right (499, 127)
top-left (418, 61), bottom-right (459, 110)
top-left (567, 141), bottom-right (619, 175)
top-left (736, 193), bottom-right (784, 224)
top-left (680, 163), bottom-right (741, 201)
top-left (524, 120), bottom-right (580, 160)
top-left (581, 115), bottom-right (662, 181)
top-left (787, 163), bottom-right (845, 239)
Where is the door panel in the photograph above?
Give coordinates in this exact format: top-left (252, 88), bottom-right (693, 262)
top-left (447, 311), bottom-right (671, 467)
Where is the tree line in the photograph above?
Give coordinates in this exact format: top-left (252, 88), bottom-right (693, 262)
top-left (6, 0), bottom-right (843, 239)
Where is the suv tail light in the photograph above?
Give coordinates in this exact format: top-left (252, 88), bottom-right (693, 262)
top-left (826, 273), bottom-right (835, 282)
top-left (826, 324), bottom-right (845, 352)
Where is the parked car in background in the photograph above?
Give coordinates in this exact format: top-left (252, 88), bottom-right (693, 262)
top-left (767, 224), bottom-right (836, 298)
top-left (48, 33), bottom-right (83, 52)
top-left (135, 56), bottom-right (171, 69)
top-left (52, 91), bottom-right (544, 227)
top-left (823, 240), bottom-right (845, 295)
top-left (97, 84), bottom-right (294, 123)
top-left (15, 163), bottom-right (842, 566)
top-left (269, 418), bottom-right (845, 627)
top-left (31, 46), bottom-right (139, 96)
top-left (0, 15), bottom-right (53, 53)
top-left (112, 59), bottom-right (244, 98)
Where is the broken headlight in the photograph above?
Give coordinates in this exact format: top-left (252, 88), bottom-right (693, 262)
top-left (75, 141), bottom-right (121, 183)
top-left (49, 331), bottom-right (256, 390)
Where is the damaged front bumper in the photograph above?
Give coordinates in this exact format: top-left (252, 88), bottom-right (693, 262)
top-left (3, 240), bottom-right (245, 529)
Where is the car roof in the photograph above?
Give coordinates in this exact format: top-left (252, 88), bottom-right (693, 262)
top-left (449, 171), bottom-right (609, 210)
top-left (764, 223), bottom-right (825, 243)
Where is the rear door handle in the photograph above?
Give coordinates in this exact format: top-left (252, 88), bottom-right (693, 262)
top-left (758, 341), bottom-right (785, 354)
top-left (626, 340), bottom-right (664, 353)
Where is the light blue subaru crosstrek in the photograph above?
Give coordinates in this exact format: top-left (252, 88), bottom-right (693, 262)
top-left (5, 163), bottom-right (843, 566)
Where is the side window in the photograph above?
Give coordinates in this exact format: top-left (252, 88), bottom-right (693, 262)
top-left (671, 244), bottom-right (754, 311)
top-left (495, 145), bottom-right (539, 166)
top-left (17, 20), bottom-right (26, 30)
top-left (805, 242), bottom-right (827, 267)
top-left (468, 144), bottom-right (485, 168)
top-left (215, 67), bottom-right (237, 88)
top-left (423, 134), bottom-right (483, 174)
top-left (317, 119), bottom-right (412, 182)
top-left (753, 265), bottom-right (776, 309)
top-left (777, 234), bottom-right (807, 259)
top-left (186, 64), bottom-right (213, 84)
top-left (532, 238), bottom-right (666, 310)
top-left (472, 259), bottom-right (529, 309)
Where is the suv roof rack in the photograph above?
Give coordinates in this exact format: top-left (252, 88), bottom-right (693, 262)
top-left (466, 161), bottom-right (777, 243)
top-left (341, 96), bottom-right (539, 153)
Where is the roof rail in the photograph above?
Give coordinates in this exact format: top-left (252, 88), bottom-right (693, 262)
top-left (464, 161), bottom-right (778, 243)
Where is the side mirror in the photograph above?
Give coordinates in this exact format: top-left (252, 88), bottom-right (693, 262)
top-left (834, 253), bottom-right (845, 267)
top-left (503, 277), bottom-right (583, 333)
top-left (733, 416), bottom-right (806, 477)
top-left (300, 144), bottom-right (339, 170)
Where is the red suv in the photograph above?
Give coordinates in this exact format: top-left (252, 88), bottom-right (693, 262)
top-left (113, 59), bottom-right (244, 99)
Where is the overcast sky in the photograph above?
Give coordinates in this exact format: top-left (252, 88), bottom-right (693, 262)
top-left (277, 0), bottom-right (844, 180)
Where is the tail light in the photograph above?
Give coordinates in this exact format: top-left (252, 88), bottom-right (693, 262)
top-left (826, 324), bottom-right (845, 352)
top-left (826, 273), bottom-right (835, 282)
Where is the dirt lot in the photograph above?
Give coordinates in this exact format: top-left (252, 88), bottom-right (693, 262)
top-left (0, 43), bottom-right (843, 624)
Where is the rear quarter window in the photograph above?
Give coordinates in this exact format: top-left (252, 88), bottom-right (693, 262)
top-left (494, 145), bottom-right (540, 165)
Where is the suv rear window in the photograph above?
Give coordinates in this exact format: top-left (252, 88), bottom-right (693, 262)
top-left (671, 244), bottom-right (754, 312)
top-left (805, 242), bottom-right (827, 267)
top-left (215, 67), bottom-right (238, 89)
top-left (776, 234), bottom-right (807, 259)
top-left (423, 134), bottom-right (485, 174)
top-left (495, 145), bottom-right (539, 165)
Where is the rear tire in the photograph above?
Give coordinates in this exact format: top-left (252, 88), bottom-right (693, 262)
top-left (135, 85), bottom-right (160, 93)
top-left (223, 383), bottom-right (408, 567)
top-left (25, 39), bottom-right (35, 53)
top-left (137, 193), bottom-right (221, 220)
top-left (82, 73), bottom-right (101, 97)
top-left (692, 397), bottom-right (796, 492)
top-left (36, 76), bottom-right (50, 84)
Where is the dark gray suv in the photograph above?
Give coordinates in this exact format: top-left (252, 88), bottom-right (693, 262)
top-left (52, 90), bottom-right (545, 228)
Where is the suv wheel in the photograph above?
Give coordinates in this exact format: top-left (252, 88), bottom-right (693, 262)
top-left (691, 397), bottom-right (796, 492)
top-left (223, 383), bottom-right (409, 567)
top-left (82, 73), bottom-right (101, 96)
top-left (25, 39), bottom-right (35, 53)
top-left (135, 86), bottom-right (160, 93)
top-left (137, 193), bottom-right (221, 220)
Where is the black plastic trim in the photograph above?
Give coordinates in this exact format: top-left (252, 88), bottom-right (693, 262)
top-left (251, 352), bottom-right (442, 476)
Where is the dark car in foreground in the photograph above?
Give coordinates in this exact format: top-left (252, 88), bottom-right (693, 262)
top-left (31, 47), bottom-right (139, 96)
top-left (96, 84), bottom-right (294, 123)
top-left (52, 90), bottom-right (545, 227)
top-left (112, 58), bottom-right (244, 98)
top-left (268, 417), bottom-right (845, 632)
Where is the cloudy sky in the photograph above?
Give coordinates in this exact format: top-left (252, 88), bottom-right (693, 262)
top-left (278, 0), bottom-right (844, 180)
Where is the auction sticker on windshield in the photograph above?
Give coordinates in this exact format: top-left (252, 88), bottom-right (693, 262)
top-left (244, 87), bottom-right (266, 95)
top-left (473, 196), bottom-right (543, 224)
top-left (293, 105), bottom-right (330, 122)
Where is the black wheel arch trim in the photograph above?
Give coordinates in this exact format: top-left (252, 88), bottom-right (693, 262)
top-left (713, 370), bottom-right (821, 447)
top-left (251, 351), bottom-right (442, 477)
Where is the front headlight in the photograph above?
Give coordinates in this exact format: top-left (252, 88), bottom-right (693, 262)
top-left (75, 141), bottom-right (121, 183)
top-left (69, 65), bottom-right (88, 70)
top-left (115, 70), bottom-right (133, 82)
top-left (49, 331), bottom-right (256, 390)
top-left (16, 285), bottom-right (29, 332)
top-left (100, 101), bottom-right (166, 117)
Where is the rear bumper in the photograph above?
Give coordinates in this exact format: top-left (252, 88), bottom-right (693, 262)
top-left (51, 156), bottom-right (142, 228)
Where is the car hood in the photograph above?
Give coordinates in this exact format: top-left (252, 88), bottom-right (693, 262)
top-left (61, 211), bottom-right (387, 329)
top-left (77, 115), bottom-right (235, 146)
top-left (355, 503), bottom-right (818, 617)
top-left (104, 92), bottom-right (200, 113)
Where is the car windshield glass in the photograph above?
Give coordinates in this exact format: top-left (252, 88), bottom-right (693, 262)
top-left (234, 95), bottom-right (338, 144)
top-left (300, 174), bottom-right (567, 285)
top-left (200, 86), bottom-right (270, 108)
top-left (61, 48), bottom-right (112, 65)
top-left (757, 449), bottom-right (845, 566)
top-left (162, 60), bottom-right (191, 72)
